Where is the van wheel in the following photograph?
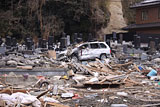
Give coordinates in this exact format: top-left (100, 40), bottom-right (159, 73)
top-left (100, 54), bottom-right (107, 60)
top-left (71, 56), bottom-right (79, 63)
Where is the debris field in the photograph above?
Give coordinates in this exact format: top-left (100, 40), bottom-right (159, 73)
top-left (1, 46), bottom-right (160, 107)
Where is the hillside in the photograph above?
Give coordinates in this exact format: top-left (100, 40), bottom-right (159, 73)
top-left (100, 0), bottom-right (127, 36)
top-left (0, 0), bottom-right (143, 41)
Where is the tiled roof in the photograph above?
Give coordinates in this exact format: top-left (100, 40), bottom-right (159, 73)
top-left (130, 0), bottom-right (160, 8)
top-left (123, 22), bottom-right (160, 30)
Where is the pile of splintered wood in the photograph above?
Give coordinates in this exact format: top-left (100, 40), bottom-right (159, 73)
top-left (67, 59), bottom-right (141, 88)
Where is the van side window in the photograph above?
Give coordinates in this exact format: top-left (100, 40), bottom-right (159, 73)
top-left (100, 43), bottom-right (107, 48)
top-left (90, 43), bottom-right (99, 49)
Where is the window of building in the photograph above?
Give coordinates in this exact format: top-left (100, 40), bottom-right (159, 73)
top-left (158, 8), bottom-right (160, 19)
top-left (142, 10), bottom-right (148, 21)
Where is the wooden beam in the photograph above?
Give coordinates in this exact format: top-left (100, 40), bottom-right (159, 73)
top-left (46, 102), bottom-right (70, 107)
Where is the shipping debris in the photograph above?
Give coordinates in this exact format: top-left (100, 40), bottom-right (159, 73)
top-left (1, 45), bottom-right (160, 106)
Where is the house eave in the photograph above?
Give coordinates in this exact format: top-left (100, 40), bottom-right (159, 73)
top-left (130, 1), bottom-right (160, 9)
top-left (123, 22), bottom-right (160, 30)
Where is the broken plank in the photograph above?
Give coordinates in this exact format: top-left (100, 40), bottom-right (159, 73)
top-left (69, 63), bottom-right (94, 76)
top-left (0, 100), bottom-right (5, 107)
top-left (86, 66), bottom-right (116, 75)
top-left (99, 75), bottom-right (126, 83)
top-left (0, 88), bottom-right (28, 94)
top-left (17, 66), bottom-right (33, 70)
top-left (111, 61), bottom-right (133, 68)
top-left (37, 89), bottom-right (51, 99)
top-left (95, 58), bottom-right (112, 71)
top-left (142, 103), bottom-right (160, 107)
top-left (96, 58), bottom-right (108, 68)
top-left (133, 64), bottom-right (141, 72)
top-left (104, 59), bottom-right (112, 69)
top-left (46, 102), bottom-right (70, 107)
top-left (77, 64), bottom-right (95, 76)
top-left (139, 99), bottom-right (160, 103)
top-left (83, 82), bottom-right (121, 88)
top-left (72, 84), bottom-right (85, 88)
top-left (48, 50), bottom-right (57, 59)
top-left (124, 77), bottom-right (142, 86)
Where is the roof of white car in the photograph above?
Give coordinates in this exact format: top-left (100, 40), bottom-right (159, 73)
top-left (82, 41), bottom-right (106, 44)
top-left (77, 41), bottom-right (109, 47)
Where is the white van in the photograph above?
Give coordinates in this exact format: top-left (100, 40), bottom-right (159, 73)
top-left (58, 42), bottom-right (111, 62)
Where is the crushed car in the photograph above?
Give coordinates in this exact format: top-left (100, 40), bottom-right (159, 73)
top-left (57, 41), bottom-right (111, 62)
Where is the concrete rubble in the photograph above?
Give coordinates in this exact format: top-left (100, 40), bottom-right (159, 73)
top-left (0, 52), bottom-right (61, 68)
top-left (1, 44), bottom-right (160, 106)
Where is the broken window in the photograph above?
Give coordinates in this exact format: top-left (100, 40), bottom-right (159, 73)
top-left (99, 43), bottom-right (107, 48)
top-left (141, 10), bottom-right (148, 21)
top-left (90, 43), bottom-right (99, 49)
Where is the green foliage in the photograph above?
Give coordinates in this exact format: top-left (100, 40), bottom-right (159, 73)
top-left (0, 0), bottom-right (110, 40)
top-left (121, 0), bottom-right (143, 24)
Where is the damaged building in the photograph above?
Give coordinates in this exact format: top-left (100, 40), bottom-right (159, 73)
top-left (123, 0), bottom-right (160, 46)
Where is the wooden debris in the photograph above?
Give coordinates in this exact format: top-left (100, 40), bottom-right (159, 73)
top-left (96, 58), bottom-right (109, 68)
top-left (80, 64), bottom-right (95, 76)
top-left (134, 64), bottom-right (141, 72)
top-left (48, 50), bottom-right (57, 59)
top-left (123, 77), bottom-right (142, 86)
top-left (17, 66), bottom-right (33, 70)
top-left (37, 89), bottom-right (51, 99)
top-left (68, 63), bottom-right (95, 76)
top-left (104, 59), bottom-right (112, 68)
top-left (0, 100), bottom-right (5, 107)
top-left (83, 82), bottom-right (121, 88)
top-left (99, 75), bottom-right (126, 83)
top-left (46, 102), bottom-right (70, 107)
top-left (67, 69), bottom-right (75, 77)
top-left (142, 103), bottom-right (160, 107)
top-left (86, 66), bottom-right (116, 75)
top-left (95, 58), bottom-right (113, 72)
top-left (111, 61), bottom-right (133, 68)
top-left (0, 88), bottom-right (28, 94)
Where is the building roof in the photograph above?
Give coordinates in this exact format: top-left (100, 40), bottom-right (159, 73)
top-left (123, 22), bottom-right (160, 30)
top-left (131, 0), bottom-right (160, 8)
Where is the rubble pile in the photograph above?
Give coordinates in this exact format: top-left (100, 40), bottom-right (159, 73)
top-left (0, 51), bottom-right (63, 69)
top-left (1, 48), bottom-right (160, 106)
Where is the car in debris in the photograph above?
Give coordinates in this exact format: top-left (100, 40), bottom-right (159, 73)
top-left (57, 41), bottom-right (111, 62)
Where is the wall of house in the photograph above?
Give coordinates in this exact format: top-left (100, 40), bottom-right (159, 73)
top-left (136, 5), bottom-right (160, 24)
